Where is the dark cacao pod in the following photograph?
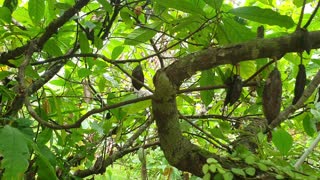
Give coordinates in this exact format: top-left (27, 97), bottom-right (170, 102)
top-left (132, 64), bottom-right (144, 90)
top-left (292, 64), bottom-right (306, 104)
top-left (224, 75), bottom-right (242, 106)
top-left (262, 68), bottom-right (282, 124)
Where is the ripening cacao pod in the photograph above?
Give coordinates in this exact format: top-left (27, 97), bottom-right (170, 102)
top-left (132, 64), bottom-right (144, 90)
top-left (292, 64), bottom-right (306, 104)
top-left (224, 75), bottom-right (243, 106)
top-left (262, 68), bottom-right (282, 124)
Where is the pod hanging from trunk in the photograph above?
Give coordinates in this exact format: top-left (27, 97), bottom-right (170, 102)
top-left (132, 64), bottom-right (144, 90)
top-left (292, 64), bottom-right (306, 104)
top-left (224, 75), bottom-right (243, 106)
top-left (262, 67), bottom-right (282, 124)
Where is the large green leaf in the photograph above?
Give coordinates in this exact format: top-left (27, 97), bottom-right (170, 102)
top-left (43, 38), bottom-right (63, 57)
top-left (28, 0), bottom-right (45, 25)
top-left (79, 32), bottom-right (91, 53)
top-left (217, 17), bottom-right (255, 44)
top-left (0, 125), bottom-right (31, 179)
top-left (34, 144), bottom-right (57, 179)
top-left (204, 0), bottom-right (223, 10)
top-left (125, 22), bottom-right (162, 45)
top-left (112, 46), bottom-right (125, 59)
top-left (154, 0), bottom-right (206, 15)
top-left (0, 7), bottom-right (12, 24)
top-left (199, 70), bottom-right (215, 106)
top-left (239, 61), bottom-right (256, 79)
top-left (272, 128), bottom-right (293, 155)
top-left (303, 114), bottom-right (316, 137)
top-left (97, 0), bottom-right (112, 13)
top-left (229, 6), bottom-right (295, 28)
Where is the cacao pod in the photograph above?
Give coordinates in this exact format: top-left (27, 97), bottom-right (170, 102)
top-left (292, 64), bottom-right (306, 104)
top-left (262, 68), bottom-right (282, 124)
top-left (132, 64), bottom-right (144, 90)
top-left (224, 75), bottom-right (242, 106)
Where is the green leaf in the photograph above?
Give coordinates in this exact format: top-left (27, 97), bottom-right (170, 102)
top-left (50, 79), bottom-right (65, 86)
top-left (0, 7), bottom-right (12, 23)
top-left (272, 129), bottom-right (293, 155)
top-left (43, 38), bottom-right (63, 56)
top-left (120, 9), bottom-right (133, 27)
top-left (217, 167), bottom-right (226, 174)
top-left (217, 17), bottom-right (255, 44)
top-left (0, 126), bottom-right (31, 179)
top-left (239, 61), bottom-right (256, 79)
top-left (97, 76), bottom-right (107, 92)
top-left (210, 127), bottom-right (227, 141)
top-left (245, 167), bottom-right (256, 176)
top-left (204, 0), bottom-right (223, 10)
top-left (245, 155), bottom-right (255, 165)
top-left (37, 128), bottom-right (53, 145)
top-left (209, 164), bottom-right (217, 173)
top-left (0, 71), bottom-right (12, 80)
top-left (207, 158), bottom-right (218, 164)
top-left (276, 174), bottom-right (285, 179)
top-left (303, 114), bottom-right (316, 137)
top-left (203, 173), bottom-right (211, 180)
top-left (97, 0), bottom-right (113, 13)
top-left (112, 46), bottom-right (125, 59)
top-left (35, 145), bottom-right (57, 179)
top-left (202, 164), bottom-right (209, 174)
top-left (125, 22), bottom-right (162, 45)
top-left (229, 6), bottom-right (295, 28)
top-left (154, 0), bottom-right (205, 15)
top-left (223, 172), bottom-right (234, 180)
top-left (77, 68), bottom-right (92, 78)
top-left (36, 152), bottom-right (57, 180)
top-left (200, 70), bottom-right (215, 106)
top-left (123, 95), bottom-right (151, 114)
top-left (28, 0), bottom-right (45, 25)
top-left (79, 32), bottom-right (91, 53)
top-left (231, 168), bottom-right (246, 176)
top-left (257, 162), bottom-right (268, 171)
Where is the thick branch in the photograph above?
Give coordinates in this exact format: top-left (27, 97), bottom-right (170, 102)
top-left (152, 30), bottom-right (320, 177)
top-left (165, 30), bottom-right (320, 87)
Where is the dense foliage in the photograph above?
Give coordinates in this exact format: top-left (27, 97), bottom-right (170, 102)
top-left (0, 0), bottom-right (320, 179)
